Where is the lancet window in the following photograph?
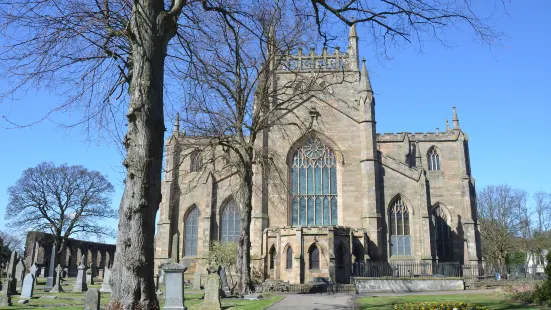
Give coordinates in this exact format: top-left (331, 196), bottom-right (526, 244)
top-left (428, 148), bottom-right (440, 171)
top-left (221, 199), bottom-right (241, 242)
top-left (286, 246), bottom-right (293, 269)
top-left (389, 197), bottom-right (412, 256)
top-left (309, 245), bottom-right (320, 270)
top-left (190, 150), bottom-right (202, 172)
top-left (290, 136), bottom-right (337, 226)
top-left (184, 206), bottom-right (200, 256)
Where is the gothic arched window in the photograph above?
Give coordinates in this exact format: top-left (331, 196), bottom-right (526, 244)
top-left (286, 246), bottom-right (293, 269)
top-left (309, 244), bottom-right (320, 270)
top-left (389, 197), bottom-right (412, 256)
top-left (432, 205), bottom-right (453, 261)
top-left (184, 206), bottom-right (200, 256)
top-left (290, 136), bottom-right (337, 226)
top-left (190, 150), bottom-right (202, 172)
top-left (221, 200), bottom-right (241, 242)
top-left (428, 148), bottom-right (440, 171)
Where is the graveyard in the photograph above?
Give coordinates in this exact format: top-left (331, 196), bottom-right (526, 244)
top-left (0, 272), bottom-right (282, 310)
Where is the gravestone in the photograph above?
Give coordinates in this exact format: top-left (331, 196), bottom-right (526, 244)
top-left (0, 278), bottom-right (12, 306)
top-left (30, 264), bottom-right (38, 278)
top-left (219, 267), bottom-right (231, 297)
top-left (159, 268), bottom-right (165, 284)
top-left (63, 267), bottom-right (69, 278)
top-left (84, 289), bottom-right (100, 310)
top-left (171, 233), bottom-right (180, 263)
top-left (100, 267), bottom-right (111, 293)
top-left (193, 272), bottom-right (202, 290)
top-left (44, 244), bottom-right (57, 291)
top-left (7, 251), bottom-right (18, 295)
top-left (73, 256), bottom-right (88, 292)
top-left (200, 266), bottom-right (222, 310)
top-left (39, 267), bottom-right (46, 278)
top-left (86, 264), bottom-right (94, 285)
top-left (15, 260), bottom-right (25, 291)
top-left (21, 273), bottom-right (35, 299)
top-left (160, 261), bottom-right (187, 310)
top-left (242, 293), bottom-right (264, 300)
top-left (50, 264), bottom-right (64, 292)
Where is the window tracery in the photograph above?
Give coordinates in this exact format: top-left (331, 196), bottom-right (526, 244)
top-left (184, 206), bottom-right (200, 256)
top-left (428, 148), bottom-right (440, 171)
top-left (389, 197), bottom-right (412, 256)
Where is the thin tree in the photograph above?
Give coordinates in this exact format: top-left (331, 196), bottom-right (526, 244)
top-left (5, 162), bottom-right (116, 261)
top-left (477, 184), bottom-right (528, 268)
top-left (0, 0), bottom-right (500, 307)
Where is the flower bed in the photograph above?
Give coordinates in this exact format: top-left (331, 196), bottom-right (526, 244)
top-left (393, 302), bottom-right (488, 310)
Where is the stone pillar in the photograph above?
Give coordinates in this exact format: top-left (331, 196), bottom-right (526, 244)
top-left (44, 244), bottom-right (57, 292)
top-left (294, 227), bottom-right (303, 284)
top-left (161, 261), bottom-right (188, 310)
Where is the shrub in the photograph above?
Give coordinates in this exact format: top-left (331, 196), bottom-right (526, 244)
top-left (393, 302), bottom-right (488, 310)
top-left (532, 251), bottom-right (551, 305)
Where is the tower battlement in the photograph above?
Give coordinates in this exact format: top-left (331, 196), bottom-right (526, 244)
top-left (276, 47), bottom-right (356, 72)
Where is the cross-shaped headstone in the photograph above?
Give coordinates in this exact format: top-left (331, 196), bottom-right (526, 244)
top-left (50, 264), bottom-right (64, 293)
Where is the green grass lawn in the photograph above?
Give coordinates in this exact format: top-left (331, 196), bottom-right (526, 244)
top-left (355, 293), bottom-right (547, 310)
top-left (0, 278), bottom-right (282, 310)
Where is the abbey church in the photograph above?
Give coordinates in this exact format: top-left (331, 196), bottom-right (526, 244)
top-left (154, 25), bottom-right (482, 284)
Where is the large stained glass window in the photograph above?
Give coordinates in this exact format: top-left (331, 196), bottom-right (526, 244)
top-left (184, 206), bottom-right (200, 256)
top-left (221, 200), bottom-right (241, 242)
top-left (291, 136), bottom-right (337, 226)
top-left (389, 197), bottom-right (412, 256)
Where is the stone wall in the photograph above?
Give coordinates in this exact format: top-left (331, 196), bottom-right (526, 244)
top-left (354, 278), bottom-right (465, 293)
top-left (24, 231), bottom-right (116, 277)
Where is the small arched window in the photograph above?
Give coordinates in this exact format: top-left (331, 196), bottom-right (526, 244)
top-left (184, 206), bottom-right (200, 256)
top-left (428, 148), bottom-right (440, 171)
top-left (309, 244), bottom-right (320, 270)
top-left (286, 246), bottom-right (293, 269)
top-left (269, 246), bottom-right (276, 270)
top-left (190, 150), bottom-right (202, 172)
top-left (432, 205), bottom-right (452, 261)
top-left (389, 197), bottom-right (412, 256)
top-left (221, 199), bottom-right (241, 242)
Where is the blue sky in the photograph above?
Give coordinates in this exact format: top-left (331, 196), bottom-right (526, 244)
top-left (0, 1), bottom-right (549, 244)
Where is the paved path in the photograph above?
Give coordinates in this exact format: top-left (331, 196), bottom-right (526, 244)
top-left (267, 293), bottom-right (354, 310)
top-left (266, 289), bottom-right (496, 309)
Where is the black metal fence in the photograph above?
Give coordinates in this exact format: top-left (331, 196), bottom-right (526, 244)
top-left (352, 261), bottom-right (548, 281)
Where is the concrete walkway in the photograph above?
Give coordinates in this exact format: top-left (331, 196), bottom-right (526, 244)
top-left (266, 289), bottom-right (496, 310)
top-left (267, 293), bottom-right (354, 310)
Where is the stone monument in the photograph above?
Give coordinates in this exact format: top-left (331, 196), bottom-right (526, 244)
top-left (30, 264), bottom-right (38, 278)
top-left (84, 289), bottom-right (100, 310)
top-left (193, 272), bottom-right (202, 290)
top-left (100, 267), bottom-right (112, 293)
top-left (160, 261), bottom-right (187, 310)
top-left (200, 266), bottom-right (222, 310)
top-left (171, 233), bottom-right (180, 263)
top-left (15, 259), bottom-right (25, 291)
top-left (50, 264), bottom-right (64, 292)
top-left (20, 272), bottom-right (35, 299)
top-left (219, 267), bottom-right (231, 297)
top-left (0, 277), bottom-right (12, 306)
top-left (73, 256), bottom-right (88, 292)
top-left (44, 244), bottom-right (57, 291)
top-left (86, 264), bottom-right (94, 285)
top-left (7, 251), bottom-right (18, 295)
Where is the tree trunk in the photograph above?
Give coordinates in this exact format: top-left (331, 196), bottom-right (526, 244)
top-left (236, 162), bottom-right (254, 295)
top-left (107, 1), bottom-right (175, 309)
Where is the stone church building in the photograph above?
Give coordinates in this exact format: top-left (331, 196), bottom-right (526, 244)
top-left (154, 26), bottom-right (482, 284)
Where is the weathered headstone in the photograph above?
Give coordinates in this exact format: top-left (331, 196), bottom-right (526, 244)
top-left (0, 277), bottom-right (12, 306)
top-left (15, 259), bottom-right (25, 291)
top-left (201, 266), bottom-right (222, 310)
top-left (100, 267), bottom-right (111, 293)
top-left (73, 257), bottom-right (88, 292)
top-left (44, 244), bottom-right (57, 291)
top-left (86, 264), bottom-right (94, 285)
top-left (159, 268), bottom-right (165, 284)
top-left (7, 251), bottom-right (18, 295)
top-left (193, 271), bottom-right (202, 290)
top-left (242, 293), bottom-right (264, 300)
top-left (50, 264), bottom-right (64, 292)
top-left (171, 233), bottom-right (180, 263)
top-left (219, 267), bottom-right (231, 297)
top-left (39, 267), bottom-right (46, 278)
top-left (160, 261), bottom-right (187, 310)
top-left (20, 273), bottom-right (36, 299)
top-left (84, 289), bottom-right (100, 310)
top-left (30, 264), bottom-right (38, 278)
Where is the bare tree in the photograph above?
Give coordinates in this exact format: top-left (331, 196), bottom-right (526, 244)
top-left (477, 184), bottom-right (528, 267)
top-left (0, 0), bottom-right (500, 307)
top-left (533, 191), bottom-right (551, 232)
top-left (5, 162), bottom-right (116, 261)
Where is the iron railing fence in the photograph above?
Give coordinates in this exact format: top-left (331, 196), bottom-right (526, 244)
top-left (352, 261), bottom-right (548, 281)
